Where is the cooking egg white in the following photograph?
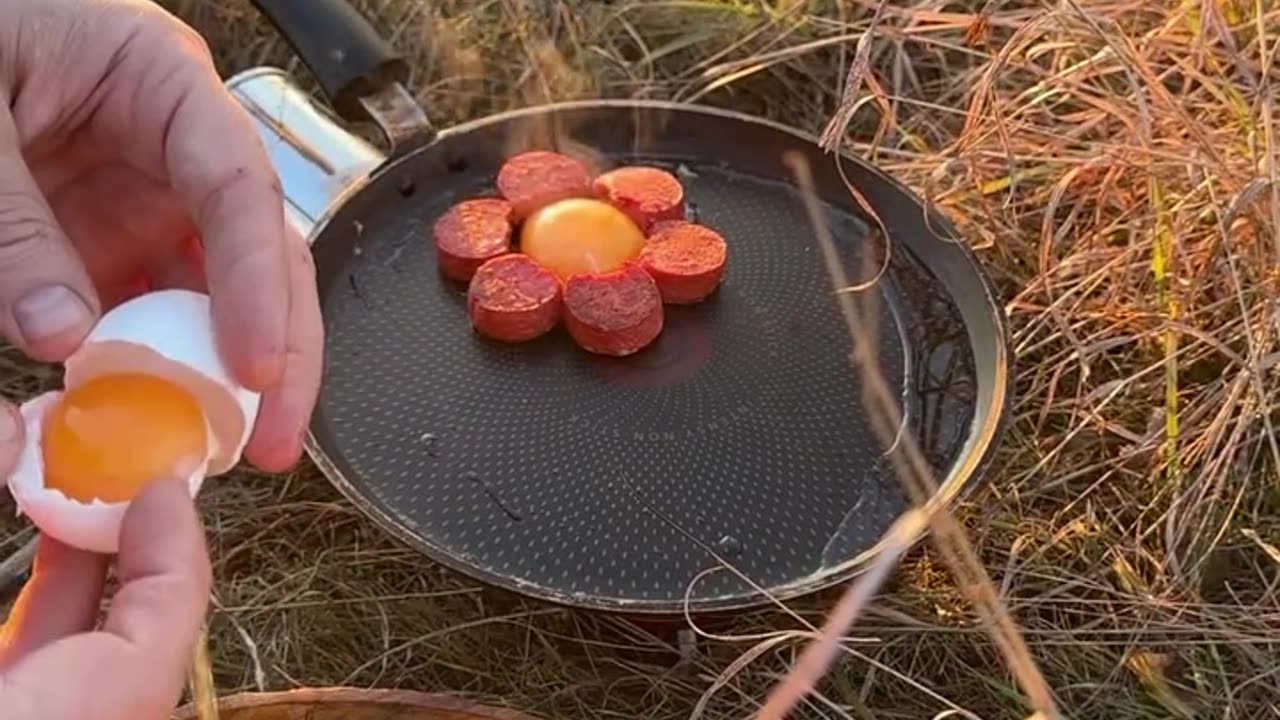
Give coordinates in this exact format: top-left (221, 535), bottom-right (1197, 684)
top-left (5, 289), bottom-right (262, 554)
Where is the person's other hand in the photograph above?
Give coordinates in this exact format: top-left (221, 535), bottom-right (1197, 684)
top-left (0, 404), bottom-right (212, 720)
top-left (0, 0), bottom-right (323, 471)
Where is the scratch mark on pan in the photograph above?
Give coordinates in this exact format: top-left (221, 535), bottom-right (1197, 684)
top-left (385, 238), bottom-right (411, 268)
top-left (615, 475), bottom-right (777, 602)
top-left (348, 274), bottom-right (369, 309)
top-left (467, 472), bottom-right (523, 521)
top-left (818, 494), bottom-right (867, 568)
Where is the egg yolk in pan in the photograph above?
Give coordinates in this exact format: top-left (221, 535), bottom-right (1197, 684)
top-left (520, 198), bottom-right (646, 281)
top-left (41, 373), bottom-right (208, 503)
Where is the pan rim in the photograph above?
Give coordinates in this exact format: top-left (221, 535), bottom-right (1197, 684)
top-left (299, 97), bottom-right (1015, 614)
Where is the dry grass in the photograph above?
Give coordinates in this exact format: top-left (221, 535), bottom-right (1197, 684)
top-left (4, 0), bottom-right (1280, 718)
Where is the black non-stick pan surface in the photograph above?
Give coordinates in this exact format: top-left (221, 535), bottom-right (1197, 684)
top-left (254, 0), bottom-right (1012, 614)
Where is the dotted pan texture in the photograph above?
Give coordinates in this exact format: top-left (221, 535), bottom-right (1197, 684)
top-left (308, 105), bottom-right (984, 612)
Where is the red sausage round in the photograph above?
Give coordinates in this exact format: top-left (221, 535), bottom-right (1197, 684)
top-left (467, 254), bottom-right (563, 342)
top-left (563, 264), bottom-right (664, 356)
top-left (432, 198), bottom-right (514, 282)
top-left (592, 166), bottom-right (685, 232)
top-left (639, 221), bottom-right (727, 304)
top-left (496, 151), bottom-right (593, 220)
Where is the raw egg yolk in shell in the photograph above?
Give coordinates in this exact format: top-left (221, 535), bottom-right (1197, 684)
top-left (520, 198), bottom-right (646, 281)
top-left (41, 373), bottom-right (208, 503)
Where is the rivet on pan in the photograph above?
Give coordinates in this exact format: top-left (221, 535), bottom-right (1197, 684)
top-left (397, 177), bottom-right (416, 197)
top-left (418, 432), bottom-right (439, 457)
top-left (716, 535), bottom-right (742, 556)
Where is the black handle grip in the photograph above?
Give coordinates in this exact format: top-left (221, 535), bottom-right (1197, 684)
top-left (251, 0), bottom-right (409, 122)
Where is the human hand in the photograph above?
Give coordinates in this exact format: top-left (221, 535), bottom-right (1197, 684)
top-left (0, 0), bottom-right (323, 471)
top-left (0, 405), bottom-right (212, 720)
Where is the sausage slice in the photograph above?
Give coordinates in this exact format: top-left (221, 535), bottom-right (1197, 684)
top-left (639, 221), bottom-right (728, 304)
top-left (563, 264), bottom-right (664, 356)
top-left (467, 254), bottom-right (563, 342)
top-left (592, 166), bottom-right (685, 232)
top-left (432, 198), bottom-right (514, 282)
top-left (496, 151), bottom-right (593, 220)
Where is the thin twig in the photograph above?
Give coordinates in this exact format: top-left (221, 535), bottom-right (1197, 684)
top-left (0, 536), bottom-right (38, 601)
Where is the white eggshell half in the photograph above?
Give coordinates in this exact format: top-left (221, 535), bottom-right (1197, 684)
top-left (63, 289), bottom-right (262, 475)
top-left (7, 391), bottom-right (210, 554)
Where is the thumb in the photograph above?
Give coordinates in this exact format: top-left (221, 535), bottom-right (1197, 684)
top-left (100, 477), bottom-right (210, 716)
top-left (0, 109), bottom-right (100, 362)
top-left (0, 478), bottom-right (209, 720)
top-left (109, 476), bottom-right (211, 652)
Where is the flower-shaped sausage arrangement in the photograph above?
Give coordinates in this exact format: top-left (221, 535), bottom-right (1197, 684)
top-left (432, 151), bottom-right (728, 356)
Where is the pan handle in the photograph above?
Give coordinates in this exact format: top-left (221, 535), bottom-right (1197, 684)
top-left (250, 0), bottom-right (434, 150)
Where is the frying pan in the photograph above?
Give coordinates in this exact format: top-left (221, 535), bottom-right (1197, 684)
top-left (235, 0), bottom-right (1013, 615)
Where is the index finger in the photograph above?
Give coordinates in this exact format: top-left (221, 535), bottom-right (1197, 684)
top-left (159, 42), bottom-right (289, 391)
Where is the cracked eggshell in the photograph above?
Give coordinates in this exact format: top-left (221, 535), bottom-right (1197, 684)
top-left (64, 289), bottom-right (261, 474)
top-left (4, 289), bottom-right (262, 554)
top-left (7, 392), bottom-right (212, 554)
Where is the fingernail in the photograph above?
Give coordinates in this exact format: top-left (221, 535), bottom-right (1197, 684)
top-left (13, 285), bottom-right (92, 347)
